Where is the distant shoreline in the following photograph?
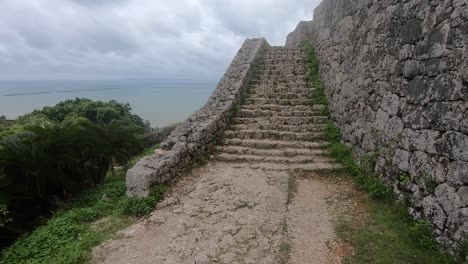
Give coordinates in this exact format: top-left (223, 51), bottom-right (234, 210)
top-left (4, 88), bottom-right (121, 97)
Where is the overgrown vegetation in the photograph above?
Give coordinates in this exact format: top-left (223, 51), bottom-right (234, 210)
top-left (17, 98), bottom-right (151, 133)
top-left (323, 122), bottom-right (392, 200)
top-left (305, 44), bottom-right (328, 107)
top-left (0, 99), bottom-right (150, 249)
top-left (0, 160), bottom-right (166, 264)
top-left (305, 45), bottom-right (460, 263)
top-left (337, 201), bottom-right (456, 264)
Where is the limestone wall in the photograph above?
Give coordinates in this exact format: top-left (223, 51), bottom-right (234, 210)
top-left (286, 0), bottom-right (468, 252)
top-left (126, 38), bottom-right (270, 197)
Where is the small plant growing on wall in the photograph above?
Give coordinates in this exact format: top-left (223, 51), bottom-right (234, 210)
top-left (399, 172), bottom-right (411, 186)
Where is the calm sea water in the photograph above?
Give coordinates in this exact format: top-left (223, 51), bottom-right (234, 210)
top-left (0, 79), bottom-right (217, 127)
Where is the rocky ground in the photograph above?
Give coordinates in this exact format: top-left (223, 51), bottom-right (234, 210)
top-left (93, 47), bottom-right (359, 263)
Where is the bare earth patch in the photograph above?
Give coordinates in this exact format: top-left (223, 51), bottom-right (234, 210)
top-left (286, 172), bottom-right (366, 264)
top-left (287, 176), bottom-right (338, 263)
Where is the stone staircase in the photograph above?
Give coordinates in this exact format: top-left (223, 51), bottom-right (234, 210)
top-left (216, 47), bottom-right (340, 172)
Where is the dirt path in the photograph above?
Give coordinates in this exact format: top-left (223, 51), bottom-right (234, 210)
top-left (94, 162), bottom-right (289, 263)
top-left (287, 176), bottom-right (338, 264)
top-left (93, 166), bottom-right (359, 264)
top-left (93, 47), bottom-right (356, 263)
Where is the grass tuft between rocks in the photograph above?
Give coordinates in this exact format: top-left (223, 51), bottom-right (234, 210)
top-left (305, 44), bottom-right (460, 263)
top-left (0, 144), bottom-right (166, 264)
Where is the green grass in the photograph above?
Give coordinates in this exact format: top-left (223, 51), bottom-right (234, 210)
top-left (304, 45), bottom-right (462, 263)
top-left (279, 241), bottom-right (292, 264)
top-left (338, 200), bottom-right (455, 264)
top-left (0, 144), bottom-right (165, 264)
top-left (305, 44), bottom-right (329, 107)
top-left (287, 175), bottom-right (298, 204)
top-left (324, 121), bottom-right (392, 200)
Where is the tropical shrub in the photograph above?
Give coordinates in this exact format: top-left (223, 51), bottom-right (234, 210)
top-left (18, 98), bottom-right (151, 133)
top-left (0, 116), bottom-right (143, 248)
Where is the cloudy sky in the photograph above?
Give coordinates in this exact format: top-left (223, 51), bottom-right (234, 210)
top-left (0, 0), bottom-right (320, 81)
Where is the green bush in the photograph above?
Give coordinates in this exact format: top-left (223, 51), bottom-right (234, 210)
top-left (122, 198), bottom-right (157, 217)
top-left (122, 186), bottom-right (166, 217)
top-left (1, 168), bottom-right (165, 263)
top-left (18, 98), bottom-right (150, 133)
top-left (0, 117), bottom-right (144, 248)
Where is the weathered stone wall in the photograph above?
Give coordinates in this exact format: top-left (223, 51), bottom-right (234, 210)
top-left (142, 123), bottom-right (179, 148)
top-left (286, 0), bottom-right (468, 252)
top-left (127, 38), bottom-right (270, 197)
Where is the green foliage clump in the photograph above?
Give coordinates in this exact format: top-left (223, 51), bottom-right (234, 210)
top-left (324, 121), bottom-right (392, 200)
top-left (338, 200), bottom-right (456, 264)
top-left (305, 44), bottom-right (328, 106)
top-left (399, 172), bottom-right (411, 186)
top-left (18, 98), bottom-right (151, 133)
top-left (0, 99), bottom-right (150, 249)
top-left (1, 159), bottom-right (165, 264)
top-left (409, 221), bottom-right (440, 250)
top-left (122, 186), bottom-right (166, 217)
top-left (0, 119), bottom-right (144, 247)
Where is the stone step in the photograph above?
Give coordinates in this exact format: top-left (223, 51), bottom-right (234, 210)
top-left (222, 139), bottom-right (326, 149)
top-left (232, 116), bottom-right (329, 125)
top-left (263, 76), bottom-right (309, 83)
top-left (231, 123), bottom-right (325, 133)
top-left (251, 93), bottom-right (310, 100)
top-left (261, 63), bottom-right (307, 69)
top-left (244, 98), bottom-right (311, 106)
top-left (253, 83), bottom-right (309, 89)
top-left (264, 81), bottom-right (308, 87)
top-left (266, 51), bottom-right (306, 56)
top-left (258, 75), bottom-right (308, 83)
top-left (238, 109), bottom-right (322, 118)
top-left (260, 69), bottom-right (307, 76)
top-left (240, 104), bottom-right (315, 112)
top-left (241, 101), bottom-right (326, 112)
top-left (251, 87), bottom-right (310, 95)
top-left (260, 66), bottom-right (307, 73)
top-left (218, 161), bottom-right (341, 172)
top-left (223, 130), bottom-right (323, 141)
top-left (216, 145), bottom-right (325, 157)
top-left (266, 49), bottom-right (306, 55)
top-left (216, 153), bottom-right (334, 164)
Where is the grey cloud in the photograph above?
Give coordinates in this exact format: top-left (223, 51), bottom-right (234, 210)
top-left (71, 0), bottom-right (129, 7)
top-left (0, 0), bottom-right (321, 80)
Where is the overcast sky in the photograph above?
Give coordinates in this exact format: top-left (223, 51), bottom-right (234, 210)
top-left (0, 0), bottom-right (320, 81)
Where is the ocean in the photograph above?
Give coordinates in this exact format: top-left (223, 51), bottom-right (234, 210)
top-left (0, 79), bottom-right (217, 127)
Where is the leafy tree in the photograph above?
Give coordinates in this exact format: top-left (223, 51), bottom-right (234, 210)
top-left (19, 98), bottom-right (151, 133)
top-left (0, 118), bottom-right (143, 247)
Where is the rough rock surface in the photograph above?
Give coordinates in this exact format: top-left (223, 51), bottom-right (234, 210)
top-left (126, 38), bottom-right (269, 197)
top-left (286, 0), bottom-right (468, 252)
top-left (96, 162), bottom-right (289, 264)
top-left (142, 124), bottom-right (179, 148)
top-left (94, 47), bottom-right (344, 263)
